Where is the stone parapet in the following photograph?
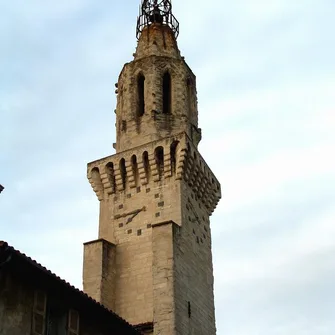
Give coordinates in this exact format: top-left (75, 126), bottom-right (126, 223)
top-left (87, 132), bottom-right (221, 215)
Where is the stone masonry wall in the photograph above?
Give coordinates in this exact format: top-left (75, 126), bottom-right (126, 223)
top-left (96, 160), bottom-right (183, 325)
top-left (152, 222), bottom-right (175, 334)
top-left (134, 24), bottom-right (181, 61)
top-left (83, 239), bottom-right (116, 310)
top-left (173, 180), bottom-right (216, 334)
top-left (85, 132), bottom-right (220, 333)
top-left (85, 22), bottom-right (221, 334)
top-left (115, 26), bottom-right (200, 153)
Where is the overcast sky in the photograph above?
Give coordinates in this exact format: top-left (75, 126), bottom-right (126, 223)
top-left (1, 0), bottom-right (335, 334)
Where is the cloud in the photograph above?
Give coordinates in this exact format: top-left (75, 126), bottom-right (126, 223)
top-left (1, 0), bottom-right (335, 334)
top-left (213, 205), bottom-right (335, 334)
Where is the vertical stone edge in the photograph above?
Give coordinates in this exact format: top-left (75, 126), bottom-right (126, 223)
top-left (152, 221), bottom-right (176, 335)
top-left (83, 239), bottom-right (116, 311)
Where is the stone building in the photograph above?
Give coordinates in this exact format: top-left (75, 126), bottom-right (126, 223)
top-left (83, 1), bottom-right (221, 334)
top-left (0, 241), bottom-right (140, 335)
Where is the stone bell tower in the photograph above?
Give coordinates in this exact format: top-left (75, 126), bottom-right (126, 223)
top-left (83, 1), bottom-right (221, 334)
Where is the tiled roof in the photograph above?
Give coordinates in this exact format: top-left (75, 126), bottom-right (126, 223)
top-left (0, 241), bottom-right (140, 335)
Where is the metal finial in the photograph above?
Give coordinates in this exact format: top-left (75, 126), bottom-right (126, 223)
top-left (136, 0), bottom-right (179, 39)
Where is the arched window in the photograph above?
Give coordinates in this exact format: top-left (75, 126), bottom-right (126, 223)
top-left (155, 147), bottom-right (164, 179)
top-left (119, 158), bottom-right (127, 189)
top-left (131, 155), bottom-right (139, 186)
top-left (91, 167), bottom-right (100, 177)
top-left (106, 162), bottom-right (116, 192)
top-left (91, 167), bottom-right (104, 195)
top-left (142, 151), bottom-right (150, 181)
top-left (163, 72), bottom-right (171, 114)
top-left (91, 167), bottom-right (102, 187)
top-left (170, 141), bottom-right (179, 175)
top-left (137, 74), bottom-right (145, 117)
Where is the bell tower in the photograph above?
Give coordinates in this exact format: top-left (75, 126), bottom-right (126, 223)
top-left (116, 0), bottom-right (201, 153)
top-left (83, 1), bottom-right (221, 334)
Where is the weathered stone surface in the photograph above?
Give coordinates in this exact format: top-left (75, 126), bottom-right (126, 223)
top-left (87, 133), bottom-right (220, 215)
top-left (135, 23), bottom-right (181, 61)
top-left (115, 24), bottom-right (200, 153)
top-left (84, 22), bottom-right (221, 335)
top-left (83, 239), bottom-right (117, 310)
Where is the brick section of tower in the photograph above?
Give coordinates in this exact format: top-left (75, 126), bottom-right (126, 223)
top-left (83, 21), bottom-right (221, 335)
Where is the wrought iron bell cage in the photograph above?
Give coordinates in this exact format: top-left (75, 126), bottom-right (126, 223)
top-left (136, 0), bottom-right (179, 39)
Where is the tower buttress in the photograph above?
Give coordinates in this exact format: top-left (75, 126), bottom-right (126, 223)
top-left (83, 2), bottom-right (221, 334)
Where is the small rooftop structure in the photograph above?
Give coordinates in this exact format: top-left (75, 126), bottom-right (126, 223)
top-left (136, 0), bottom-right (179, 39)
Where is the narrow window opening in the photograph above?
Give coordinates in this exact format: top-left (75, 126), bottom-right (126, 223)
top-left (106, 163), bottom-right (116, 192)
top-left (163, 72), bottom-right (171, 114)
top-left (131, 155), bottom-right (139, 186)
top-left (170, 141), bottom-right (179, 175)
top-left (121, 120), bottom-right (127, 132)
top-left (137, 74), bottom-right (145, 117)
top-left (155, 147), bottom-right (164, 179)
top-left (188, 301), bottom-right (191, 318)
top-left (143, 151), bottom-right (150, 181)
top-left (120, 158), bottom-right (127, 189)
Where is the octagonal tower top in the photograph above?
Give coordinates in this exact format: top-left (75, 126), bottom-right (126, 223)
top-left (136, 0), bottom-right (179, 40)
